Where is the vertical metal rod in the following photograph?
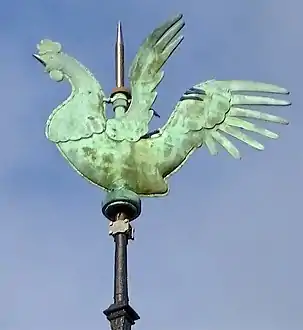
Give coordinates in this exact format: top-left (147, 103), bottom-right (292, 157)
top-left (113, 213), bottom-right (129, 305)
top-left (116, 21), bottom-right (125, 88)
top-left (103, 24), bottom-right (139, 330)
top-left (104, 211), bottom-right (139, 330)
top-left (112, 21), bottom-right (129, 118)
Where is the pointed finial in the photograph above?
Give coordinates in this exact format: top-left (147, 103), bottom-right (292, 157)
top-left (115, 21), bottom-right (124, 88)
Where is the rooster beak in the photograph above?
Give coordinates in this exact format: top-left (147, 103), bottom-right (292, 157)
top-left (32, 54), bottom-right (46, 66)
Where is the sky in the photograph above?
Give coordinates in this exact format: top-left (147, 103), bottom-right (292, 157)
top-left (0, 0), bottom-right (302, 329)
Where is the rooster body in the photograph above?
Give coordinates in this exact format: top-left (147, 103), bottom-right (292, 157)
top-left (57, 136), bottom-right (170, 195)
top-left (34, 14), bottom-right (291, 196)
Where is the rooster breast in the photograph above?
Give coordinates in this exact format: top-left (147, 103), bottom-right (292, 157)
top-left (55, 134), bottom-right (168, 196)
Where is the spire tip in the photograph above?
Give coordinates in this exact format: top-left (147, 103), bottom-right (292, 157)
top-left (116, 20), bottom-right (123, 44)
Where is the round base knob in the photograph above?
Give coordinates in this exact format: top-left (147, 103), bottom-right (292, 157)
top-left (102, 188), bottom-right (141, 221)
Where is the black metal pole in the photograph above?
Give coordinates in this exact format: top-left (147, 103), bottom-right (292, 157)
top-left (103, 23), bottom-right (140, 330)
top-left (103, 212), bottom-right (140, 330)
top-left (114, 231), bottom-right (129, 305)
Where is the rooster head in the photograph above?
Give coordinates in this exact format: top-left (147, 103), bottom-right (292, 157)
top-left (33, 39), bottom-right (64, 82)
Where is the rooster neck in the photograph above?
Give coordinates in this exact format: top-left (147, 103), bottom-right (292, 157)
top-left (57, 53), bottom-right (102, 95)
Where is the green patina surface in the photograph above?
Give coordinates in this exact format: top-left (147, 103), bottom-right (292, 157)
top-left (34, 14), bottom-right (291, 196)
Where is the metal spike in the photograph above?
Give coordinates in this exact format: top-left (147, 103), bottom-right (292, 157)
top-left (116, 21), bottom-right (124, 88)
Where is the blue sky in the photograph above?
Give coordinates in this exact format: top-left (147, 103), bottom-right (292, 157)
top-left (0, 0), bottom-right (302, 329)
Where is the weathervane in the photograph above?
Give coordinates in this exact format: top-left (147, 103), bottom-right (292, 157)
top-left (33, 13), bottom-right (291, 330)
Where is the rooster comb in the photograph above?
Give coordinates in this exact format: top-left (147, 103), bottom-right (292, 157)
top-left (37, 39), bottom-right (62, 55)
